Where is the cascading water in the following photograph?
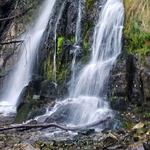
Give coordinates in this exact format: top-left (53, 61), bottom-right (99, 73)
top-left (53, 2), bottom-right (65, 84)
top-left (70, 0), bottom-right (82, 95)
top-left (0, 0), bottom-right (56, 116)
top-left (40, 0), bottom-right (124, 127)
top-left (69, 0), bottom-right (124, 125)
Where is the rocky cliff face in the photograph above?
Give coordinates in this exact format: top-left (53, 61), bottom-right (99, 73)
top-left (0, 0), bottom-right (44, 121)
top-left (0, 0), bottom-right (40, 88)
top-left (37, 0), bottom-right (102, 83)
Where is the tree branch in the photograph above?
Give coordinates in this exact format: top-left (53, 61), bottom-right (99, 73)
top-left (0, 40), bottom-right (23, 45)
top-left (0, 117), bottom-right (110, 132)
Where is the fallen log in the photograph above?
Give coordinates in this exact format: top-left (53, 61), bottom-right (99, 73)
top-left (0, 117), bottom-right (111, 132)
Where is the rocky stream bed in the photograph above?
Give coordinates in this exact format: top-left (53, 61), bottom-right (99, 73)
top-left (0, 104), bottom-right (149, 150)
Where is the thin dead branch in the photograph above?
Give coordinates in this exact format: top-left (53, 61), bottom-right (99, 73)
top-left (0, 117), bottom-right (110, 132)
top-left (0, 40), bottom-right (23, 45)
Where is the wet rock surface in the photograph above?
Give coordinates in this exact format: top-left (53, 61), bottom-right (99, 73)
top-left (108, 53), bottom-right (150, 110)
top-left (0, 115), bottom-right (15, 126)
top-left (0, 124), bottom-right (149, 150)
top-left (141, 52), bottom-right (150, 103)
top-left (40, 80), bottom-right (58, 99)
top-left (0, 102), bottom-right (149, 150)
top-left (108, 54), bottom-right (128, 111)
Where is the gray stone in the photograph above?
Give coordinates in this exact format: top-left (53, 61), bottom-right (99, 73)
top-left (40, 80), bottom-right (58, 99)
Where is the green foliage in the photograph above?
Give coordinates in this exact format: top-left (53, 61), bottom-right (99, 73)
top-left (124, 0), bottom-right (150, 62)
top-left (86, 0), bottom-right (94, 10)
top-left (56, 36), bottom-right (72, 83)
top-left (69, 36), bottom-right (75, 44)
top-left (44, 54), bottom-right (53, 80)
top-left (43, 35), bottom-right (74, 83)
top-left (144, 112), bottom-right (150, 119)
top-left (125, 20), bottom-right (150, 61)
top-left (57, 36), bottom-right (64, 55)
top-left (56, 67), bottom-right (68, 83)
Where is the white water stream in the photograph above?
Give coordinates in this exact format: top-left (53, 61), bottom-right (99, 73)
top-left (70, 0), bottom-right (82, 95)
top-left (40, 0), bottom-right (124, 127)
top-left (0, 0), bottom-right (56, 116)
top-left (53, 2), bottom-right (65, 84)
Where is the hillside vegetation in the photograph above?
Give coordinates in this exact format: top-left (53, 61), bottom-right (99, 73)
top-left (124, 0), bottom-right (150, 61)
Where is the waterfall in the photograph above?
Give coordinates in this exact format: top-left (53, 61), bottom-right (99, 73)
top-left (70, 0), bottom-right (82, 95)
top-left (0, 0), bottom-right (56, 116)
top-left (41, 0), bottom-right (124, 127)
top-left (53, 2), bottom-right (65, 84)
top-left (68, 0), bottom-right (124, 125)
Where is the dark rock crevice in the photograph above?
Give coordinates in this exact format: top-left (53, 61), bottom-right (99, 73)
top-left (108, 51), bottom-right (150, 111)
